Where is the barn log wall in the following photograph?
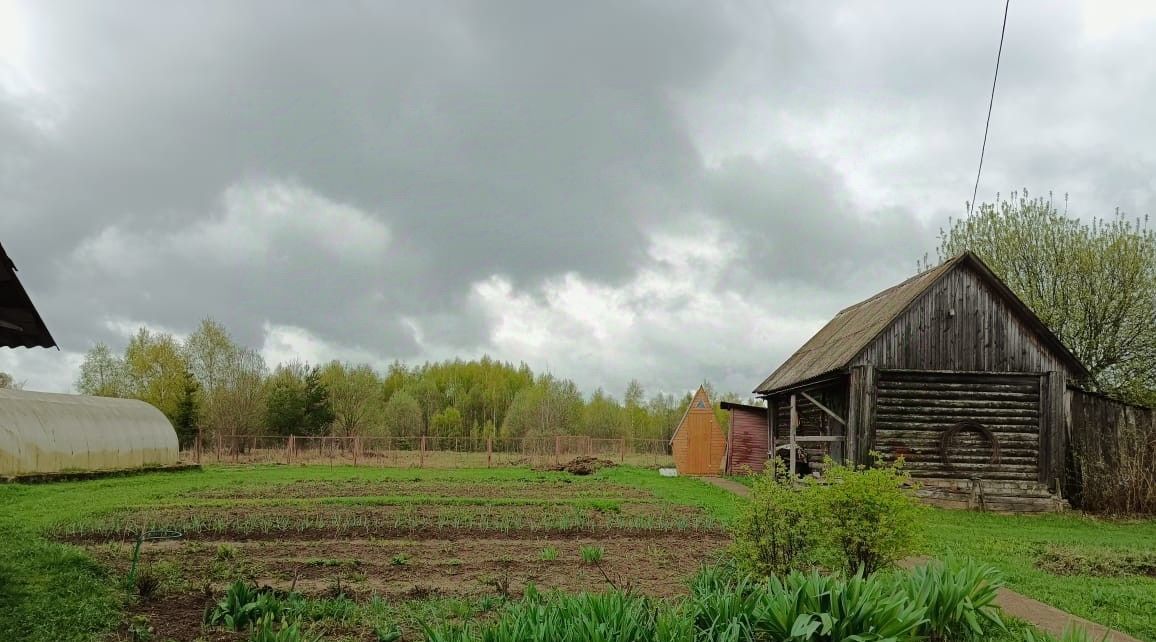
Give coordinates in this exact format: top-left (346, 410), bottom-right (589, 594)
top-left (725, 406), bottom-right (769, 473)
top-left (854, 265), bottom-right (1078, 378)
top-left (873, 370), bottom-right (1041, 481)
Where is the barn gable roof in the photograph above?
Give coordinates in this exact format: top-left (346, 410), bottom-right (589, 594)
top-left (754, 252), bottom-right (1089, 395)
top-left (0, 243), bottom-right (56, 349)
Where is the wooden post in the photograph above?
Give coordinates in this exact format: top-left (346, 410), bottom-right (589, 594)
top-left (233, 436), bottom-right (239, 463)
top-left (353, 437), bottom-right (360, 467)
top-left (215, 433), bottom-right (222, 463)
top-left (195, 426), bottom-right (202, 464)
top-left (789, 394), bottom-right (798, 478)
top-left (619, 438), bottom-right (626, 463)
top-left (554, 435), bottom-right (561, 464)
top-left (486, 437), bottom-right (493, 467)
top-left (420, 435), bottom-right (427, 468)
top-left (287, 435), bottom-right (294, 464)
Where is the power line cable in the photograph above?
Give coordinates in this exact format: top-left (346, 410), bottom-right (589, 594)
top-left (969, 0), bottom-right (1011, 214)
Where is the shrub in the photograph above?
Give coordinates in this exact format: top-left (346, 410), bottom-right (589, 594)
top-left (819, 458), bottom-right (924, 575)
top-left (731, 459), bottom-right (825, 576)
top-left (901, 557), bottom-right (1005, 641)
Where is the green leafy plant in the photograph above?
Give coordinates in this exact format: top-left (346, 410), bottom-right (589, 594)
top-left (730, 459), bottom-right (825, 576)
top-left (249, 613), bottom-right (315, 642)
top-left (204, 580), bottom-right (289, 631)
top-left (819, 457), bottom-right (924, 575)
top-left (1023, 625), bottom-right (1108, 642)
top-left (539, 546), bottom-right (559, 561)
top-left (902, 558), bottom-right (1005, 640)
top-left (390, 553), bottom-right (410, 566)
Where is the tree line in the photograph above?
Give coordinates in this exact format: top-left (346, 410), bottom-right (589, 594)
top-left (75, 319), bottom-right (753, 448)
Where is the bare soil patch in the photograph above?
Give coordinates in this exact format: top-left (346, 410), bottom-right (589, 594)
top-left (98, 532), bottom-right (729, 642)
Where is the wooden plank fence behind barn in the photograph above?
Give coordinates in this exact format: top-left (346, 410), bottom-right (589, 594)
top-left (1067, 389), bottom-right (1156, 513)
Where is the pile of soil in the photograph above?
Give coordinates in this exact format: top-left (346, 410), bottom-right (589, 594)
top-left (542, 456), bottom-right (618, 475)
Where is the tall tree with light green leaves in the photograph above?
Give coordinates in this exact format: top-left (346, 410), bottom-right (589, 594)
top-left (934, 191), bottom-right (1156, 404)
top-left (75, 342), bottom-right (127, 397)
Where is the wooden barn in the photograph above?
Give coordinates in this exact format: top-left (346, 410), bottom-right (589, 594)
top-left (670, 386), bottom-right (727, 475)
top-left (722, 401), bottom-right (769, 474)
top-left (753, 252), bottom-right (1090, 511)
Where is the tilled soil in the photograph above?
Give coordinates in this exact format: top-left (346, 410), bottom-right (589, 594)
top-left (180, 479), bottom-right (654, 501)
top-left (99, 532), bottom-right (729, 642)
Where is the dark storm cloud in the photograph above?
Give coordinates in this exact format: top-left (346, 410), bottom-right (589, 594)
top-left (4, 0), bottom-right (1156, 395)
top-left (1, 0), bottom-right (735, 355)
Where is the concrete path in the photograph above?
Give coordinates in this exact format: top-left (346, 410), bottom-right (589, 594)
top-left (702, 476), bottom-right (751, 497)
top-left (699, 476), bottom-right (1142, 642)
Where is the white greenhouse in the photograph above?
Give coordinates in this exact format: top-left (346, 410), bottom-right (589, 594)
top-left (0, 388), bottom-right (179, 476)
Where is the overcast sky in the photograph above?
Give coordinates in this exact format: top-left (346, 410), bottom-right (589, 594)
top-left (2, 0), bottom-right (1155, 398)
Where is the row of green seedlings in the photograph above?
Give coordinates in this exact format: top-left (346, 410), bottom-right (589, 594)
top-left (424, 558), bottom-right (1099, 642)
top-left (57, 504), bottom-right (719, 540)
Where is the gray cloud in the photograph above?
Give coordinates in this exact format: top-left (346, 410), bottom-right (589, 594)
top-left (3, 0), bottom-right (1155, 396)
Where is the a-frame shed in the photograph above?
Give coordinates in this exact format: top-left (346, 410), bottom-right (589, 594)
top-left (670, 386), bottom-right (727, 476)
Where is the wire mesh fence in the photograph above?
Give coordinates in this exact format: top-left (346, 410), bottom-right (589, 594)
top-left (182, 434), bottom-right (675, 469)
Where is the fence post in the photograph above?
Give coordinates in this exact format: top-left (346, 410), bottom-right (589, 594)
top-left (620, 438), bottom-right (626, 463)
top-left (486, 437), bottom-right (493, 467)
top-left (420, 435), bottom-right (427, 468)
top-left (555, 435), bottom-right (561, 464)
top-left (195, 426), bottom-right (202, 464)
top-left (287, 435), bottom-right (294, 464)
top-left (215, 433), bottom-right (222, 463)
top-left (353, 437), bottom-right (361, 467)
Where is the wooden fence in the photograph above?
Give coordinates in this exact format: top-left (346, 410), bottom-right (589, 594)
top-left (1067, 388), bottom-right (1156, 513)
top-left (181, 434), bottom-right (675, 469)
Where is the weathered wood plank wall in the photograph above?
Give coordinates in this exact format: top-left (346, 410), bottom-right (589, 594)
top-left (854, 266), bottom-right (1079, 378)
top-left (1067, 389), bottom-right (1156, 513)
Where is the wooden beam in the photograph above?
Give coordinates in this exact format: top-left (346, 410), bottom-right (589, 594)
top-left (800, 391), bottom-right (846, 426)
top-left (789, 394), bottom-right (798, 477)
top-left (793, 436), bottom-right (846, 443)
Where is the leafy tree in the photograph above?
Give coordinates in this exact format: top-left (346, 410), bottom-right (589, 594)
top-left (321, 361), bottom-right (384, 436)
top-left (581, 388), bottom-right (625, 438)
top-left (75, 343), bottom-right (126, 396)
top-left (0, 372), bottom-right (22, 390)
top-left (623, 380), bottom-right (649, 439)
top-left (383, 389), bottom-right (423, 438)
top-left (123, 328), bottom-right (188, 422)
top-left (934, 191), bottom-right (1156, 403)
top-left (173, 367), bottom-right (200, 448)
top-left (264, 362), bottom-right (307, 436)
top-left (301, 365), bottom-right (335, 435)
top-left (431, 406), bottom-right (464, 438)
top-left (502, 374), bottom-right (583, 438)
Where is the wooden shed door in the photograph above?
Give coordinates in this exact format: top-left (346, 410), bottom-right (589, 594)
top-left (686, 418), bottom-right (711, 474)
top-left (874, 370), bottom-right (1041, 481)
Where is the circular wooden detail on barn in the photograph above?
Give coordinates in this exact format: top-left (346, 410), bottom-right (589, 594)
top-left (939, 421), bottom-right (1002, 476)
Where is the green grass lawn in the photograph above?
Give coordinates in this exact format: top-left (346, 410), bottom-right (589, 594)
top-left (4, 465), bottom-right (1153, 642)
top-left (0, 464), bottom-right (736, 642)
top-left (923, 508), bottom-right (1156, 642)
